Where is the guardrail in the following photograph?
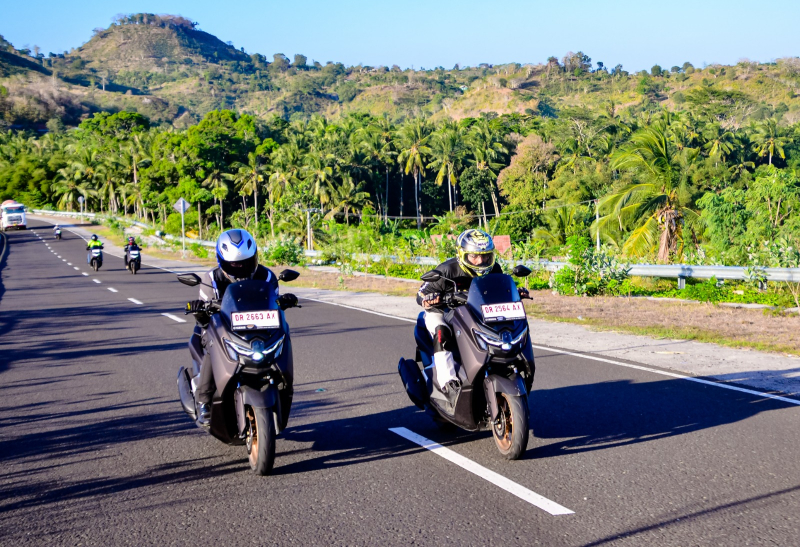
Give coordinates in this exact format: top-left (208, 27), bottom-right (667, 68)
top-left (30, 210), bottom-right (800, 284)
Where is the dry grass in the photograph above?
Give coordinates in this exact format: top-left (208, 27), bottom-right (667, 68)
top-left (524, 292), bottom-right (800, 356)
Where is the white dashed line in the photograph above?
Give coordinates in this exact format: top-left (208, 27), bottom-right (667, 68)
top-left (73, 267), bottom-right (79, 271)
top-left (162, 313), bottom-right (187, 323)
top-left (107, 288), bottom-right (118, 293)
top-left (82, 272), bottom-right (89, 276)
top-left (389, 427), bottom-right (574, 516)
top-left (128, 298), bottom-right (143, 305)
top-left (67, 263), bottom-right (72, 266)
top-left (93, 279), bottom-right (101, 284)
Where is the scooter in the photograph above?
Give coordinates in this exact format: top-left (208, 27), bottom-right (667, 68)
top-left (127, 248), bottom-right (141, 274)
top-left (89, 247), bottom-right (103, 271)
top-left (54, 229), bottom-right (61, 240)
top-left (176, 270), bottom-right (301, 475)
top-left (398, 266), bottom-right (535, 460)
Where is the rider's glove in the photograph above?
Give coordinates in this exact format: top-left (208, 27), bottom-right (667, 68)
top-left (518, 287), bottom-right (530, 299)
top-left (277, 293), bottom-right (298, 310)
top-left (186, 299), bottom-right (205, 314)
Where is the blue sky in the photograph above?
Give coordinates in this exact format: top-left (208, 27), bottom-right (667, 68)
top-left (2, 0), bottom-right (799, 71)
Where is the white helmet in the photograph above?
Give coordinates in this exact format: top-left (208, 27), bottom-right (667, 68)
top-left (216, 229), bottom-right (258, 280)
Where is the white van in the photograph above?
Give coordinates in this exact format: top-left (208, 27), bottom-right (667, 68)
top-left (1, 200), bottom-right (27, 231)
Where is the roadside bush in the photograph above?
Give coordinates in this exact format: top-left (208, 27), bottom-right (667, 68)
top-left (190, 243), bottom-right (209, 259)
top-left (263, 237), bottom-right (304, 265)
top-left (550, 236), bottom-right (631, 296)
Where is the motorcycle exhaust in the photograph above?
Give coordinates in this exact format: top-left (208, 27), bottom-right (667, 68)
top-left (398, 358), bottom-right (428, 409)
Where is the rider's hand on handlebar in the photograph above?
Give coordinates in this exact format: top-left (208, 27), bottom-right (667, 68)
top-left (519, 287), bottom-right (531, 300)
top-left (422, 293), bottom-right (441, 308)
top-left (277, 293), bottom-right (299, 310)
top-left (185, 299), bottom-right (206, 314)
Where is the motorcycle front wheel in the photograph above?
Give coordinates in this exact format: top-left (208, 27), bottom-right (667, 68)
top-left (246, 406), bottom-right (276, 475)
top-left (492, 393), bottom-right (529, 460)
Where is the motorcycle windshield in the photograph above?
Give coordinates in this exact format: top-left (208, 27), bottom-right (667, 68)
top-left (219, 279), bottom-right (280, 330)
top-left (466, 273), bottom-right (522, 322)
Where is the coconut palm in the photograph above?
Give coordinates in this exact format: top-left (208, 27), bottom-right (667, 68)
top-left (325, 174), bottom-right (372, 225)
top-left (303, 152), bottom-right (335, 213)
top-left (596, 121), bottom-right (699, 262)
top-left (467, 118), bottom-right (507, 216)
top-left (397, 118), bottom-right (432, 228)
top-left (751, 118), bottom-right (789, 166)
top-left (428, 122), bottom-right (467, 212)
top-left (202, 170), bottom-right (229, 229)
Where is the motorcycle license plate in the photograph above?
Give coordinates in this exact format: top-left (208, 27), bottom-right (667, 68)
top-left (481, 302), bottom-right (526, 322)
top-left (92, 249), bottom-right (102, 255)
top-left (129, 251), bottom-right (139, 257)
top-left (231, 310), bottom-right (280, 330)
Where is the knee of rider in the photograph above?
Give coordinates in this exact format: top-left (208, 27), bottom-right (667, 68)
top-left (433, 325), bottom-right (454, 353)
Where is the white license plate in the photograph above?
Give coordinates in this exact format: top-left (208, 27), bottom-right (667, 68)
top-left (92, 250), bottom-right (102, 255)
top-left (231, 310), bottom-right (280, 330)
top-left (481, 302), bottom-right (526, 322)
top-left (129, 251), bottom-right (139, 257)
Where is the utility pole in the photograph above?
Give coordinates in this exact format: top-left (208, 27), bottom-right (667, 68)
top-left (595, 199), bottom-right (600, 251)
top-left (302, 208), bottom-right (321, 251)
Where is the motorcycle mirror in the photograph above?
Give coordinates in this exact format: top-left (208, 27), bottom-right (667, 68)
top-left (420, 269), bottom-right (443, 282)
top-left (177, 273), bottom-right (202, 287)
top-left (279, 269), bottom-right (300, 282)
top-left (512, 265), bottom-right (532, 278)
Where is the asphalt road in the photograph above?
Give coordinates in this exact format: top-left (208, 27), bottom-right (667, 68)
top-left (1, 221), bottom-right (799, 546)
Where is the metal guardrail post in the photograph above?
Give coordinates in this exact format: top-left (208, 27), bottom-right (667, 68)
top-left (677, 276), bottom-right (686, 290)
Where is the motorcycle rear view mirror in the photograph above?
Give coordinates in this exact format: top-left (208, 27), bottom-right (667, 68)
top-left (279, 269), bottom-right (300, 282)
top-left (177, 273), bottom-right (202, 287)
top-left (512, 265), bottom-right (532, 278)
top-left (420, 270), bottom-right (443, 282)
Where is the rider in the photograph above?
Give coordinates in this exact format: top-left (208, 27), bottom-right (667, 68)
top-left (186, 229), bottom-right (298, 426)
top-left (417, 229), bottom-right (528, 396)
top-left (86, 234), bottom-right (103, 263)
top-left (123, 236), bottom-right (140, 268)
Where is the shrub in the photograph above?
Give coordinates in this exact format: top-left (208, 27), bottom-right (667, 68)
top-left (263, 237), bottom-right (304, 265)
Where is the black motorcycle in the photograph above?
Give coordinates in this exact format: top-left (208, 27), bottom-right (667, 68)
top-left (127, 248), bottom-right (141, 274)
top-left (54, 229), bottom-right (61, 240)
top-left (88, 246), bottom-right (103, 271)
top-left (398, 266), bottom-right (535, 460)
top-left (176, 270), bottom-right (301, 475)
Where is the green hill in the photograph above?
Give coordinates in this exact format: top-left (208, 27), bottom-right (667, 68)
top-left (3, 14), bottom-right (800, 129)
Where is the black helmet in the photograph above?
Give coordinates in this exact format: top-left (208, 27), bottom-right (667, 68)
top-left (216, 229), bottom-right (258, 280)
top-left (456, 229), bottom-right (496, 277)
top-left (128, 236), bottom-right (136, 244)
top-left (91, 234), bottom-right (98, 241)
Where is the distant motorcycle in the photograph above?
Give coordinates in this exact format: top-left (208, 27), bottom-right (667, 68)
top-left (54, 229), bottom-right (61, 240)
top-left (127, 248), bottom-right (141, 274)
top-left (398, 266), bottom-right (535, 460)
top-left (176, 269), bottom-right (301, 475)
top-left (89, 247), bottom-right (103, 271)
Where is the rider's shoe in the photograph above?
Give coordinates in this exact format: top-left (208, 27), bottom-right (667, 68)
top-left (442, 379), bottom-right (461, 404)
top-left (196, 402), bottom-right (211, 427)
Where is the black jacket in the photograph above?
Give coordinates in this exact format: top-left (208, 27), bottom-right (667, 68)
top-left (199, 264), bottom-right (279, 302)
top-left (417, 257), bottom-right (502, 310)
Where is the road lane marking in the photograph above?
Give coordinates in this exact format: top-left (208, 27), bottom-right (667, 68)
top-left (307, 298), bottom-right (800, 406)
top-left (389, 427), bottom-right (574, 516)
top-left (67, 263), bottom-right (72, 266)
top-left (162, 313), bottom-right (187, 323)
top-left (128, 298), bottom-right (143, 305)
top-left (93, 279), bottom-right (101, 284)
top-left (108, 288), bottom-right (118, 293)
top-left (73, 267), bottom-right (79, 270)
top-left (528, 344), bottom-right (800, 407)
top-left (82, 272), bottom-right (89, 276)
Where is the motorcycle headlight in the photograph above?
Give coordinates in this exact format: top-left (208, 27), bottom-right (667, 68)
top-left (224, 336), bottom-right (285, 363)
top-left (474, 327), bottom-right (527, 352)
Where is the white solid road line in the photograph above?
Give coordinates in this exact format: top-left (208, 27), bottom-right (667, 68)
top-left (128, 298), bottom-right (143, 305)
top-left (93, 279), bottom-right (101, 284)
top-left (529, 344), bottom-right (800, 407)
top-left (307, 298), bottom-right (800, 405)
top-left (162, 313), bottom-right (187, 323)
top-left (108, 288), bottom-right (118, 293)
top-left (390, 427), bottom-right (574, 516)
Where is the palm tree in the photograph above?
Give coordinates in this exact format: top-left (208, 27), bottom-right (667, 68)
top-left (702, 124), bottom-right (735, 166)
top-left (202, 170), bottom-right (229, 229)
top-left (751, 118), bottom-right (789, 165)
top-left (596, 121), bottom-right (699, 262)
top-left (303, 152), bottom-right (335, 213)
top-left (325, 174), bottom-right (373, 225)
top-left (467, 118), bottom-right (507, 216)
top-left (397, 118), bottom-right (432, 229)
top-left (428, 122), bottom-right (467, 212)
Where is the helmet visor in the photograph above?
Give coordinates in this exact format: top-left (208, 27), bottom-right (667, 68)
top-left (466, 252), bottom-right (494, 267)
top-left (220, 255), bottom-right (258, 280)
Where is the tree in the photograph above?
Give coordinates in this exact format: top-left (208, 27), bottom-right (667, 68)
top-left (397, 118), bottom-right (432, 228)
top-left (428, 122), bottom-right (467, 212)
top-left (752, 119), bottom-right (789, 165)
top-left (467, 118), bottom-right (507, 216)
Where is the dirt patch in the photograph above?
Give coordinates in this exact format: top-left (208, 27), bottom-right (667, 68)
top-left (524, 291), bottom-right (800, 355)
top-left (289, 268), bottom-right (419, 298)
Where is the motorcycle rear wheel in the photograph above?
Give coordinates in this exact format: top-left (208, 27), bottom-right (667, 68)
top-left (246, 406), bottom-right (276, 475)
top-left (492, 393), bottom-right (529, 460)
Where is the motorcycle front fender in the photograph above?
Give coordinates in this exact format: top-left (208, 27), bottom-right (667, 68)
top-left (234, 385), bottom-right (279, 436)
top-left (484, 374), bottom-right (527, 422)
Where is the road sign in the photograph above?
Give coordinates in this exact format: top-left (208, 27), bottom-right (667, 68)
top-left (173, 198), bottom-right (190, 214)
top-left (77, 196), bottom-right (84, 204)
